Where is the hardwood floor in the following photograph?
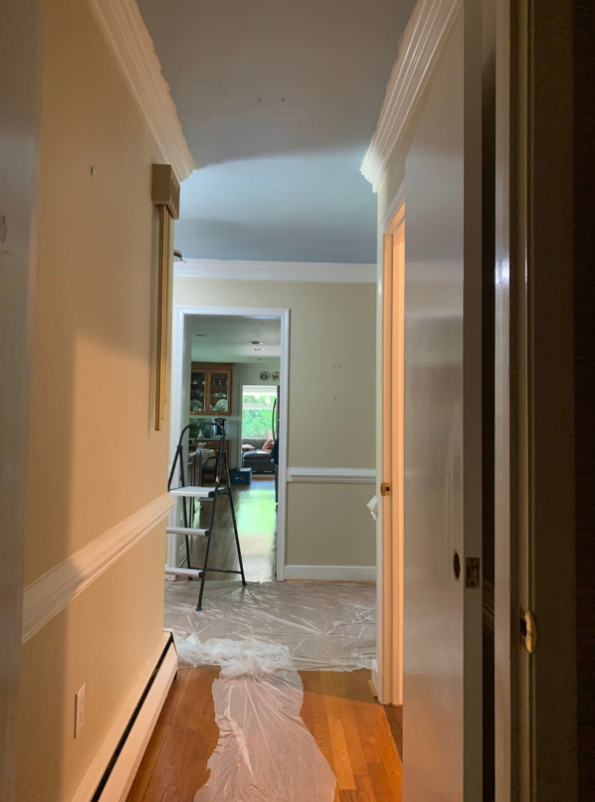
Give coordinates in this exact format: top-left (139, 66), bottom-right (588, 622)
top-left (127, 667), bottom-right (402, 802)
top-left (188, 476), bottom-right (276, 583)
top-left (382, 706), bottom-right (403, 761)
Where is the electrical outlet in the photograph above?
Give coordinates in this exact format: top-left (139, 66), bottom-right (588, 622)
top-left (75, 685), bottom-right (86, 738)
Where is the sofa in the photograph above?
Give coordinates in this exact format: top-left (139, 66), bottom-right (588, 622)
top-left (242, 439), bottom-right (275, 474)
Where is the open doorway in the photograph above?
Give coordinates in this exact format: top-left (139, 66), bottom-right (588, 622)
top-left (169, 309), bottom-right (287, 585)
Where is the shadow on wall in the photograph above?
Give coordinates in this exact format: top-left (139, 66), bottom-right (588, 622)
top-left (16, 0), bottom-right (170, 797)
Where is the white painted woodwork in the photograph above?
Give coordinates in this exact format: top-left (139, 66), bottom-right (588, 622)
top-left (283, 565), bottom-right (376, 581)
top-left (87, 0), bottom-right (195, 181)
top-left (22, 494), bottom-right (174, 644)
top-left (361, 0), bottom-right (463, 191)
top-left (402, 6), bottom-right (482, 800)
top-left (71, 634), bottom-right (177, 802)
top-left (378, 197), bottom-right (405, 707)
top-left (0, 2), bottom-right (41, 797)
top-left (286, 467), bottom-right (376, 484)
top-left (170, 305), bottom-right (290, 579)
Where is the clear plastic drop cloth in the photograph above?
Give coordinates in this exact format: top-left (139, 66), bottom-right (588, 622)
top-left (165, 579), bottom-right (376, 672)
top-left (163, 581), bottom-right (376, 802)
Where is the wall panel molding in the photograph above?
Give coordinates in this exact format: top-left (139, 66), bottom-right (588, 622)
top-left (361, 0), bottom-right (462, 191)
top-left (174, 259), bottom-right (377, 284)
top-left (87, 0), bottom-right (195, 181)
top-left (287, 467), bottom-right (376, 484)
top-left (22, 493), bottom-right (174, 644)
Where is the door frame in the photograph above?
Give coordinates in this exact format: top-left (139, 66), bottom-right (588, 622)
top-left (170, 305), bottom-right (290, 581)
top-left (494, 0), bottom-right (576, 798)
top-left (376, 184), bottom-right (405, 706)
top-left (239, 383), bottom-right (279, 467)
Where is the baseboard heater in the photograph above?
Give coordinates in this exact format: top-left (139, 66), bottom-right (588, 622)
top-left (74, 632), bottom-right (178, 802)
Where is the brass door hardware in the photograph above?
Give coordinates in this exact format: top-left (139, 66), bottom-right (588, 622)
top-left (520, 609), bottom-right (538, 653)
top-left (380, 482), bottom-right (391, 497)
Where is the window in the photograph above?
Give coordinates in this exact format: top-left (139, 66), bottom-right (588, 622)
top-left (241, 385), bottom-right (277, 440)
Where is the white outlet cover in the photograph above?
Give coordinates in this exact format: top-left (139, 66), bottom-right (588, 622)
top-left (75, 684), bottom-right (86, 738)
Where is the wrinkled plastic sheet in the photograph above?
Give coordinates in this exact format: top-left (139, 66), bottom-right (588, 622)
top-left (165, 580), bottom-right (376, 672)
top-left (163, 581), bottom-right (376, 802)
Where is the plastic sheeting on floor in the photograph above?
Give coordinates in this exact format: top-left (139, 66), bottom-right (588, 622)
top-left (163, 580), bottom-right (376, 802)
top-left (165, 580), bottom-right (376, 672)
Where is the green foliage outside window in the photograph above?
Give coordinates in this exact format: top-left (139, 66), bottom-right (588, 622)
top-left (242, 392), bottom-right (275, 440)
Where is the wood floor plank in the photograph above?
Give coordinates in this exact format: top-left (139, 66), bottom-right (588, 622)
top-left (300, 671), bottom-right (337, 772)
top-left (128, 667), bottom-right (401, 802)
top-left (320, 670), bottom-right (356, 791)
top-left (331, 672), bottom-right (369, 777)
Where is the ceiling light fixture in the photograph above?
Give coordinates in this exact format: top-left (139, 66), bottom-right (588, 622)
top-left (253, 347), bottom-right (263, 351)
top-left (250, 341), bottom-right (263, 345)
top-left (194, 333), bottom-right (206, 337)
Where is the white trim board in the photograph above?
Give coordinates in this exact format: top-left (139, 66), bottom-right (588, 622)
top-left (169, 305), bottom-right (290, 581)
top-left (361, 0), bottom-right (462, 191)
top-left (87, 0), bottom-right (195, 182)
top-left (287, 467), bottom-right (376, 484)
top-left (22, 493), bottom-right (174, 644)
top-left (284, 565), bottom-right (376, 581)
top-left (174, 259), bottom-right (376, 284)
top-left (72, 633), bottom-right (176, 802)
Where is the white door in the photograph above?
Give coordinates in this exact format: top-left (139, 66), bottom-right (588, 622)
top-left (402, 5), bottom-right (483, 801)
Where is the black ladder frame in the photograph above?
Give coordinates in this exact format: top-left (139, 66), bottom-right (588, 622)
top-left (167, 419), bottom-right (247, 610)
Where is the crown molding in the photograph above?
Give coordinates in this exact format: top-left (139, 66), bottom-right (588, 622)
top-left (22, 493), bottom-right (174, 644)
top-left (87, 0), bottom-right (195, 182)
top-left (287, 467), bottom-right (376, 484)
top-left (174, 259), bottom-right (377, 284)
top-left (361, 0), bottom-right (462, 192)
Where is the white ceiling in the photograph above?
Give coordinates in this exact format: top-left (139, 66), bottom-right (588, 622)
top-left (138, 0), bottom-right (415, 264)
top-left (189, 315), bottom-right (281, 363)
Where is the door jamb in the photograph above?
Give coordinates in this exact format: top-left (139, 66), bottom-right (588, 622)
top-left (376, 184), bottom-right (405, 706)
top-left (494, 0), bottom-right (576, 798)
top-left (170, 305), bottom-right (290, 581)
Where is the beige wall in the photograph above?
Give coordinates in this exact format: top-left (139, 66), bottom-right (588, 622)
top-left (173, 278), bottom-right (377, 567)
top-left (16, 0), bottom-right (169, 798)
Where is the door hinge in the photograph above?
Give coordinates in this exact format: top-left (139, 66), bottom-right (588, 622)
top-left (380, 482), bottom-right (391, 497)
top-left (465, 557), bottom-right (481, 589)
top-left (520, 608), bottom-right (538, 654)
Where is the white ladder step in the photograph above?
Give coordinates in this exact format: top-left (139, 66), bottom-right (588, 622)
top-left (166, 526), bottom-right (209, 537)
top-left (165, 566), bottom-right (202, 579)
top-left (170, 485), bottom-right (215, 499)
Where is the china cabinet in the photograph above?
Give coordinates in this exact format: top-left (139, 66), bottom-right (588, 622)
top-left (189, 362), bottom-right (233, 417)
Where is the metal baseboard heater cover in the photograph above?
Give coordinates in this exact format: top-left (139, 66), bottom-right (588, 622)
top-left (88, 635), bottom-right (177, 802)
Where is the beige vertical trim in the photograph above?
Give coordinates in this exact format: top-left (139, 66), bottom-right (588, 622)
top-left (155, 206), bottom-right (172, 430)
top-left (379, 198), bottom-right (405, 706)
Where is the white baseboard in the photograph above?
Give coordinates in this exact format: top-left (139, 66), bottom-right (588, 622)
top-left (284, 564), bottom-right (376, 581)
top-left (72, 632), bottom-right (177, 802)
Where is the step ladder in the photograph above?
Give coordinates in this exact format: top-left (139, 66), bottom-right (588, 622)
top-left (166, 419), bottom-right (246, 610)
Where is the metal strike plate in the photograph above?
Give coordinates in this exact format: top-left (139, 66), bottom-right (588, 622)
top-left (380, 482), bottom-right (391, 497)
top-left (465, 557), bottom-right (481, 589)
